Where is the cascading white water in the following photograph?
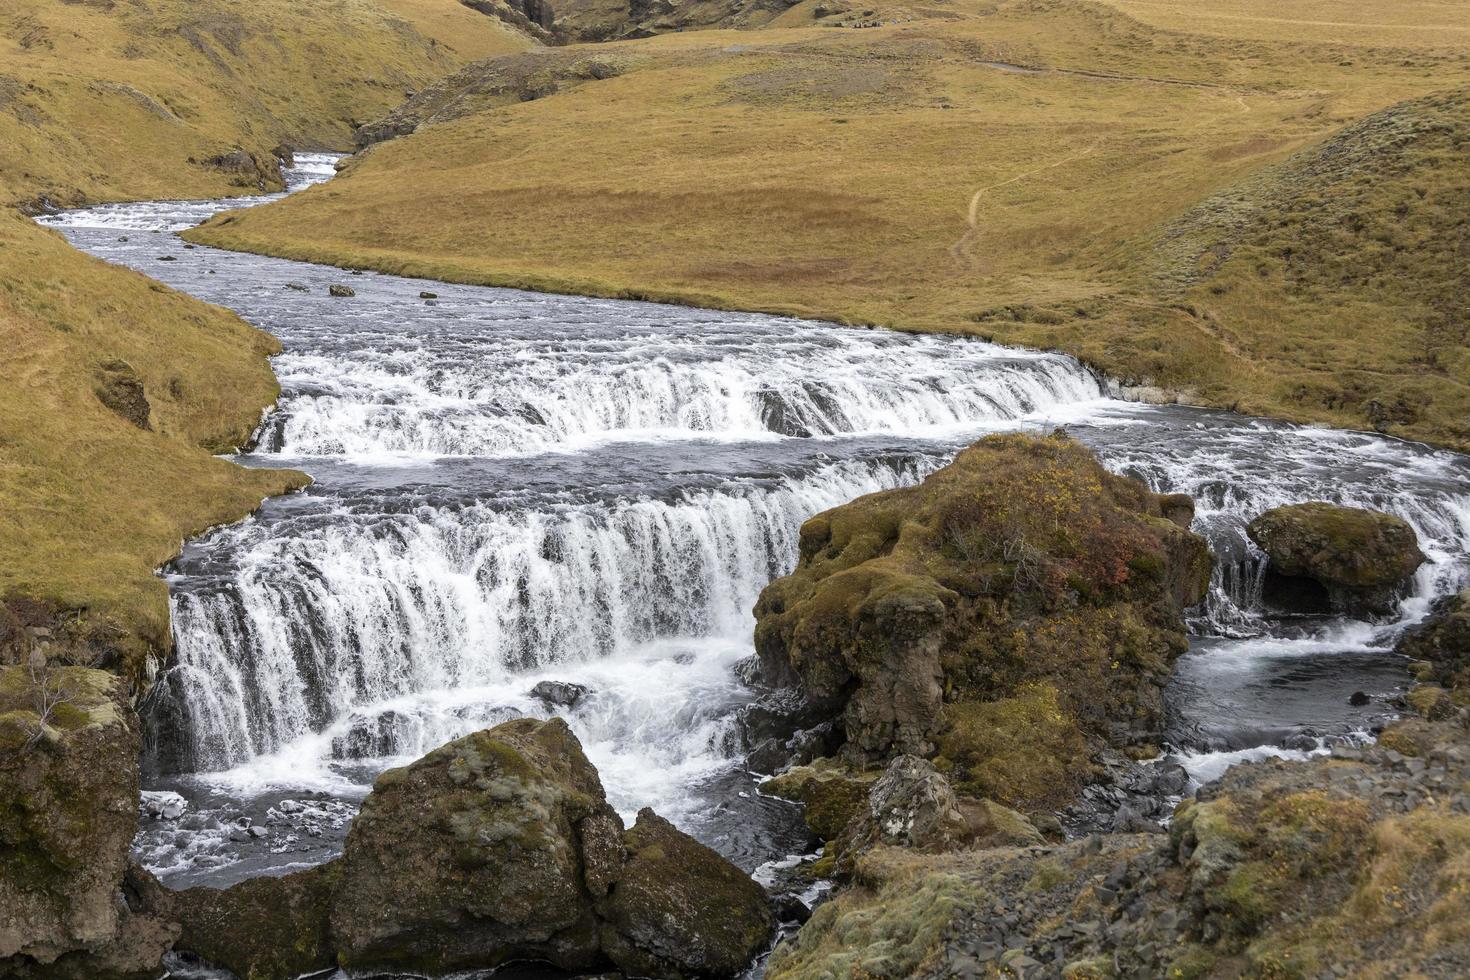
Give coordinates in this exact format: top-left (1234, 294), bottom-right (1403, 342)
top-left (161, 456), bottom-right (937, 771)
top-left (42, 160), bottom-right (1470, 889)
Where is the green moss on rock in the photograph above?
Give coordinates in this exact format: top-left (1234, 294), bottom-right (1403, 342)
top-left (762, 758), bottom-right (879, 841)
top-left (754, 433), bottom-right (1212, 809)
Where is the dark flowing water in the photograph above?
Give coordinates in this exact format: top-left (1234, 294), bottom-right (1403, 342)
top-left (40, 160), bottom-right (1470, 903)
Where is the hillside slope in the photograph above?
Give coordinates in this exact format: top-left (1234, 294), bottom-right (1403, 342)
top-left (0, 0), bottom-right (536, 680)
top-left (0, 212), bottom-right (307, 683)
top-left (0, 0), bottom-right (532, 208)
top-left (187, 0), bottom-right (1470, 448)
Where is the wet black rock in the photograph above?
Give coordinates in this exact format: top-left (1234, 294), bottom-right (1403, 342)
top-left (530, 679), bottom-right (589, 708)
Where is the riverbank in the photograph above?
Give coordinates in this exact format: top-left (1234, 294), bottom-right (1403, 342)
top-left (0, 0), bottom-right (537, 681)
top-left (185, 0), bottom-right (1470, 451)
top-left (0, 208), bottom-right (309, 683)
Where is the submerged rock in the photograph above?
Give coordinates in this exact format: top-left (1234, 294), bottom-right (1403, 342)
top-left (752, 433), bottom-right (1212, 811)
top-left (168, 717), bottom-right (773, 979)
top-left (1247, 502), bottom-right (1425, 616)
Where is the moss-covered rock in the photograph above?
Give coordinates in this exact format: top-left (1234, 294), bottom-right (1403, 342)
top-left (598, 809), bottom-right (775, 979)
top-left (753, 433), bottom-right (1212, 810)
top-left (761, 757), bottom-right (879, 841)
top-left (329, 716), bottom-right (617, 973)
top-left (1247, 502), bottom-right (1425, 616)
top-left (0, 665), bottom-right (175, 977)
top-left (1397, 588), bottom-right (1470, 693)
top-left (170, 864), bottom-right (338, 980)
top-left (168, 717), bottom-right (773, 979)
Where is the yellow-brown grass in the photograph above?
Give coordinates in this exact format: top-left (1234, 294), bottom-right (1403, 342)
top-left (0, 211), bottom-right (309, 677)
top-left (188, 0), bottom-right (1470, 448)
top-left (0, 0), bottom-right (531, 208)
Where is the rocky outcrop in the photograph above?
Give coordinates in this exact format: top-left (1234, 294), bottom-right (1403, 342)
top-left (355, 50), bottom-right (625, 148)
top-left (834, 756), bottom-right (1040, 872)
top-left (168, 717), bottom-right (773, 979)
top-left (461, 0), bottom-right (560, 43)
top-left (1247, 501), bottom-right (1425, 616)
top-left (0, 664), bottom-right (175, 978)
top-left (195, 148), bottom-right (284, 192)
top-left (752, 433), bottom-right (1212, 811)
top-left (1398, 588), bottom-right (1470, 691)
top-left (92, 360), bottom-right (151, 432)
top-left (762, 758), bottom-right (879, 842)
top-left (770, 713), bottom-right (1470, 979)
top-left (554, 0), bottom-right (804, 42)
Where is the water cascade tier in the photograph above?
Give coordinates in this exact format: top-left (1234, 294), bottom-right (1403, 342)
top-left (43, 159), bottom-right (1470, 888)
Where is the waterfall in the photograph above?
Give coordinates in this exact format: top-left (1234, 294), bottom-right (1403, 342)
top-left (150, 455), bottom-right (938, 772)
top-left (46, 163), bottom-right (1470, 887)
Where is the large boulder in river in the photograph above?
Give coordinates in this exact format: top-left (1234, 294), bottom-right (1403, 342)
top-left (0, 664), bottom-right (175, 978)
top-left (170, 717), bottom-right (773, 979)
top-left (597, 809), bottom-right (775, 978)
top-left (1246, 502), bottom-right (1425, 616)
top-left (330, 716), bottom-right (623, 972)
top-left (752, 433), bottom-right (1212, 811)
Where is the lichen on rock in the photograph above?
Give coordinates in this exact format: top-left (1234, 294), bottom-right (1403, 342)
top-left (0, 664), bottom-right (175, 978)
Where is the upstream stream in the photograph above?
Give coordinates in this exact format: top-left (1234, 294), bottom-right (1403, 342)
top-left (41, 159), bottom-right (1470, 902)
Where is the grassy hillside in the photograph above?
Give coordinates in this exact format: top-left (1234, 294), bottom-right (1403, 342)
top-left (186, 0), bottom-right (1470, 449)
top-left (0, 0), bottom-right (536, 679)
top-left (0, 212), bottom-right (308, 681)
top-left (0, 0), bottom-right (531, 208)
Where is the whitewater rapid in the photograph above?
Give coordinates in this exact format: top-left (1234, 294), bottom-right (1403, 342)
top-left (41, 157), bottom-right (1470, 889)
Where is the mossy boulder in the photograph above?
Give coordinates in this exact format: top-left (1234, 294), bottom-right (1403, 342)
top-left (170, 717), bottom-right (774, 979)
top-left (330, 716), bottom-right (618, 973)
top-left (1397, 588), bottom-right (1470, 693)
top-left (753, 433), bottom-right (1212, 810)
top-left (761, 757), bottom-right (879, 841)
top-left (597, 809), bottom-right (775, 979)
top-left (0, 665), bottom-right (175, 977)
top-left (169, 865), bottom-right (339, 980)
top-left (1246, 502), bottom-right (1425, 616)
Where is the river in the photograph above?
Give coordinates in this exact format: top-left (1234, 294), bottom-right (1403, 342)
top-left (39, 158), bottom-right (1470, 905)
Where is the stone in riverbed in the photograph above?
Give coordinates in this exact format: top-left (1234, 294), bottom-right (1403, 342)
top-left (169, 717), bottom-right (774, 980)
top-left (1247, 502), bottom-right (1425, 617)
top-left (328, 284), bottom-right (355, 297)
top-left (596, 809), bottom-right (775, 979)
top-left (330, 717), bottom-right (616, 973)
top-left (529, 679), bottom-right (589, 708)
top-left (752, 432), bottom-right (1213, 811)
